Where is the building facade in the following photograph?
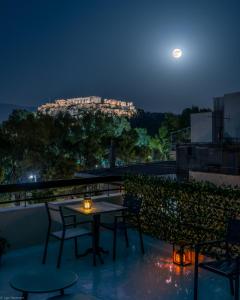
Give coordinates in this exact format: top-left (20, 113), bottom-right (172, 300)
top-left (38, 96), bottom-right (137, 118)
top-left (177, 92), bottom-right (240, 186)
top-left (191, 92), bottom-right (240, 144)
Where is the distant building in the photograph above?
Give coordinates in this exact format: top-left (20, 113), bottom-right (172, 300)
top-left (191, 92), bottom-right (240, 144)
top-left (38, 96), bottom-right (137, 118)
top-left (75, 161), bottom-right (176, 178)
top-left (177, 92), bottom-right (240, 186)
top-left (190, 111), bottom-right (213, 143)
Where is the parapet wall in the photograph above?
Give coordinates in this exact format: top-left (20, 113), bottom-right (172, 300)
top-left (0, 194), bottom-right (122, 250)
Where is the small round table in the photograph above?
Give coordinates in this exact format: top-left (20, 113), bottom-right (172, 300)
top-left (47, 293), bottom-right (99, 300)
top-left (10, 269), bottom-right (78, 300)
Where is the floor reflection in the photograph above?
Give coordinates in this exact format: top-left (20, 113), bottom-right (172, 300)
top-left (0, 230), bottom-right (233, 300)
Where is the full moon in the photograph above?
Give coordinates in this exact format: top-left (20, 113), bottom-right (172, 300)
top-left (172, 48), bottom-right (183, 59)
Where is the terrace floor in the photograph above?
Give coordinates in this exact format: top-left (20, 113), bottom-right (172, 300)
top-left (0, 230), bottom-right (233, 300)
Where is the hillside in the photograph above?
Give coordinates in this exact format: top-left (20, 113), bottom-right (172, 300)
top-left (0, 103), bottom-right (36, 122)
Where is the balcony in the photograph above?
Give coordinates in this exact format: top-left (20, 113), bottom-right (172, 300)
top-left (0, 176), bottom-right (237, 299)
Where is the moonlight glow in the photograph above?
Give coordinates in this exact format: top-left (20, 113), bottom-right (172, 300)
top-left (172, 48), bottom-right (183, 59)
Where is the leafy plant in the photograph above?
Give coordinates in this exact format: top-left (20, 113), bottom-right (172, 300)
top-left (124, 174), bottom-right (240, 255)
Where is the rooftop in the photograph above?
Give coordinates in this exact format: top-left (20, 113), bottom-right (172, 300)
top-left (0, 230), bottom-right (231, 300)
top-left (75, 161), bottom-right (176, 178)
top-left (0, 175), bottom-right (237, 300)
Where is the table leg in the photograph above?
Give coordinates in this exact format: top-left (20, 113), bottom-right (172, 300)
top-left (98, 247), bottom-right (109, 254)
top-left (60, 289), bottom-right (65, 295)
top-left (22, 292), bottom-right (28, 300)
top-left (76, 213), bottom-right (109, 264)
top-left (76, 248), bottom-right (93, 257)
top-left (93, 214), bottom-right (100, 250)
top-left (93, 214), bottom-right (104, 264)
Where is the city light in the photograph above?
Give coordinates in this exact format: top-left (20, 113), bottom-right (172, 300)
top-left (28, 174), bottom-right (37, 182)
top-left (38, 96), bottom-right (137, 118)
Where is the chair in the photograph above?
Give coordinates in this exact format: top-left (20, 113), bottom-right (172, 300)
top-left (100, 194), bottom-right (144, 260)
top-left (194, 218), bottom-right (240, 300)
top-left (42, 202), bottom-right (93, 268)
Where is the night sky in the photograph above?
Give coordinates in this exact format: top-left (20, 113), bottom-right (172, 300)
top-left (1, 0), bottom-right (240, 112)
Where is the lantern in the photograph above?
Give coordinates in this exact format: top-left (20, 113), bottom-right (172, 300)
top-left (83, 197), bottom-right (93, 210)
top-left (173, 243), bottom-right (192, 266)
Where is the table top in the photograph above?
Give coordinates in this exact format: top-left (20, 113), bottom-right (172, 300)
top-left (10, 269), bottom-right (78, 294)
top-left (65, 201), bottom-right (126, 216)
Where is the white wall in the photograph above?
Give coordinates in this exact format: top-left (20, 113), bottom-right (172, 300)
top-left (0, 194), bottom-right (123, 250)
top-left (191, 112), bottom-right (213, 143)
top-left (189, 171), bottom-right (240, 187)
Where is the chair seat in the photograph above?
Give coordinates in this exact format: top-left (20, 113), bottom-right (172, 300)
top-left (51, 227), bottom-right (91, 240)
top-left (199, 259), bottom-right (237, 277)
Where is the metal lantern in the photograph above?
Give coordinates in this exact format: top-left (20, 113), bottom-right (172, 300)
top-left (173, 243), bottom-right (192, 266)
top-left (83, 197), bottom-right (93, 210)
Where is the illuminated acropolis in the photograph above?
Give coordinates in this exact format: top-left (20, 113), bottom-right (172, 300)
top-left (37, 96), bottom-right (137, 117)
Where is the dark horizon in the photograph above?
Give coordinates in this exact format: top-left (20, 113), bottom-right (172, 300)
top-left (1, 0), bottom-right (240, 113)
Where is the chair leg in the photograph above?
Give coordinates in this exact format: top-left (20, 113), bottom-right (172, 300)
top-left (194, 250), bottom-right (199, 300)
top-left (229, 277), bottom-right (235, 296)
top-left (92, 234), bottom-right (97, 266)
top-left (74, 237), bottom-right (78, 258)
top-left (235, 274), bottom-right (239, 300)
top-left (113, 228), bottom-right (117, 261)
top-left (73, 215), bottom-right (78, 258)
top-left (42, 232), bottom-right (50, 264)
top-left (57, 239), bottom-right (64, 268)
top-left (124, 227), bottom-right (129, 248)
top-left (137, 218), bottom-right (144, 254)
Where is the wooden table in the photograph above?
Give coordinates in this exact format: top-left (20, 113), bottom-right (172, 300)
top-left (10, 269), bottom-right (78, 300)
top-left (64, 201), bottom-right (126, 265)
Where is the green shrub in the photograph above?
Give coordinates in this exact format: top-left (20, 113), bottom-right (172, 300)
top-left (124, 174), bottom-right (240, 250)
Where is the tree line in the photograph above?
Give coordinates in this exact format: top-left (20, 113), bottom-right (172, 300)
top-left (0, 105), bottom-right (210, 184)
top-left (0, 110), bottom-right (170, 183)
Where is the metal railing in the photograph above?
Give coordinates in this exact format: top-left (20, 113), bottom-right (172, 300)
top-left (0, 175), bottom-right (123, 207)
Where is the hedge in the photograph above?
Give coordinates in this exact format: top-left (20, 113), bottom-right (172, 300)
top-left (124, 174), bottom-right (240, 252)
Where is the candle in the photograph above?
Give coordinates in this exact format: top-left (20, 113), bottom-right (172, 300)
top-left (83, 197), bottom-right (93, 210)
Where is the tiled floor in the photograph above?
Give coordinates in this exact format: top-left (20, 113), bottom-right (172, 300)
top-left (0, 230), bottom-right (233, 300)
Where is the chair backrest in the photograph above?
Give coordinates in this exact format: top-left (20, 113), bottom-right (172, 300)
top-left (45, 202), bottom-right (64, 225)
top-left (226, 218), bottom-right (240, 244)
top-left (123, 194), bottom-right (142, 215)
